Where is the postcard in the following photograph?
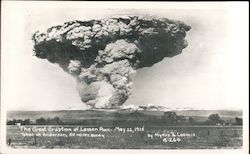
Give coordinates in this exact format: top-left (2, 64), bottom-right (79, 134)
top-left (1, 1), bottom-right (249, 154)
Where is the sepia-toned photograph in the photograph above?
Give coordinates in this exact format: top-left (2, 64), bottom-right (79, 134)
top-left (1, 1), bottom-right (249, 154)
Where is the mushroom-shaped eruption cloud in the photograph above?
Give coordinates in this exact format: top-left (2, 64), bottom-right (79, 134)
top-left (32, 16), bottom-right (191, 109)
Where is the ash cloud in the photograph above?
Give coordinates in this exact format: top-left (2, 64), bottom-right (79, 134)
top-left (32, 16), bottom-right (191, 108)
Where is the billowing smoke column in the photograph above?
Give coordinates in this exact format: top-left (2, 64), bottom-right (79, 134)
top-left (32, 16), bottom-right (191, 108)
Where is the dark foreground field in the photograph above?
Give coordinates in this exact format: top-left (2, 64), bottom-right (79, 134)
top-left (6, 109), bottom-right (242, 149)
top-left (7, 125), bottom-right (242, 149)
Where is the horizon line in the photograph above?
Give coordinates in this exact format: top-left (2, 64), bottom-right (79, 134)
top-left (6, 108), bottom-right (243, 112)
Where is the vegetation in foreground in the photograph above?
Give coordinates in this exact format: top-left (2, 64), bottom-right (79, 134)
top-left (7, 111), bottom-right (242, 126)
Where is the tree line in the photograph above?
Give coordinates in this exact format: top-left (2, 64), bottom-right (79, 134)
top-left (161, 112), bottom-right (242, 125)
top-left (7, 117), bottom-right (63, 125)
top-left (7, 112), bottom-right (242, 126)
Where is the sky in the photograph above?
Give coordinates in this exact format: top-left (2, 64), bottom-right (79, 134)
top-left (1, 2), bottom-right (249, 110)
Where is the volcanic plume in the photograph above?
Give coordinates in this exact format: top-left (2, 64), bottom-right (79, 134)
top-left (32, 16), bottom-right (191, 108)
